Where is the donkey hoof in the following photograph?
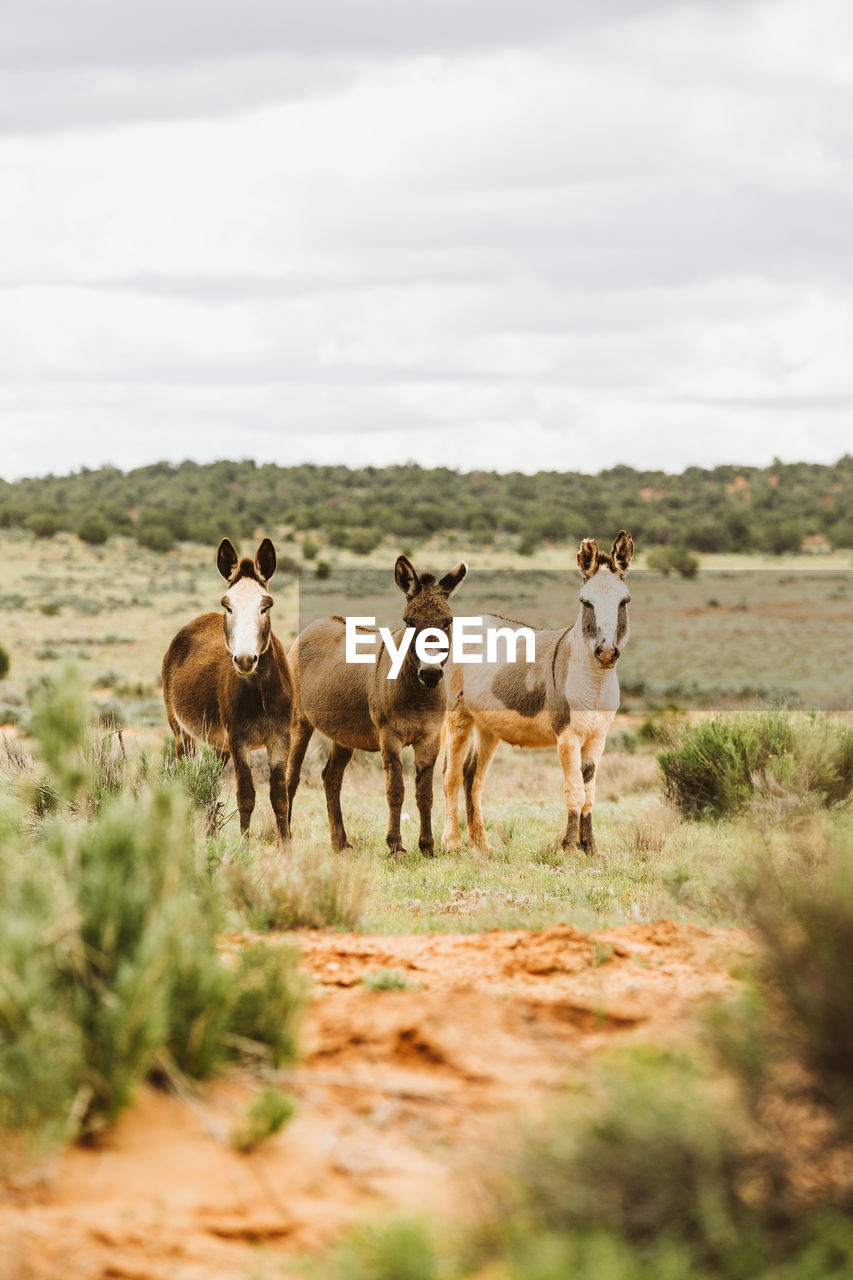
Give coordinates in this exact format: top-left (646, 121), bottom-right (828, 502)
top-left (581, 840), bottom-right (599, 856)
top-left (419, 842), bottom-right (435, 857)
top-left (387, 842), bottom-right (407, 856)
top-left (333, 840), bottom-right (353, 852)
top-left (561, 837), bottom-right (580, 853)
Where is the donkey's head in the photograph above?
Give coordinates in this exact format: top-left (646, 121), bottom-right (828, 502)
top-left (217, 538), bottom-right (277, 677)
top-left (576, 530), bottom-right (634, 669)
top-left (394, 554), bottom-right (467, 688)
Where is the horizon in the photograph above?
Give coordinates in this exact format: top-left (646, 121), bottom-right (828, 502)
top-left (1, 451), bottom-right (850, 488)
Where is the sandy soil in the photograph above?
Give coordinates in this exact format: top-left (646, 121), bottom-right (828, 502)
top-left (0, 921), bottom-right (753, 1280)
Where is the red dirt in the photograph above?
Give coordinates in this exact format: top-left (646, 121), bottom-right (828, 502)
top-left (0, 922), bottom-right (753, 1280)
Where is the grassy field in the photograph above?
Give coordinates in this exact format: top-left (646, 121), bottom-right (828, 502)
top-left (1, 528), bottom-right (851, 713)
top-left (1, 527), bottom-right (851, 942)
top-left (2, 529), bottom-right (853, 1279)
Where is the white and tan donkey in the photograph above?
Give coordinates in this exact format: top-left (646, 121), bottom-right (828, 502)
top-left (443, 530), bottom-right (634, 854)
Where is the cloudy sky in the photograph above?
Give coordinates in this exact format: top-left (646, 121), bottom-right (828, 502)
top-left (2, 0), bottom-right (851, 479)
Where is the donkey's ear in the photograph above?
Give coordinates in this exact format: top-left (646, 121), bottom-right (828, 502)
top-left (255, 538), bottom-right (276, 583)
top-left (610, 530), bottom-right (634, 577)
top-left (394, 553), bottom-right (420, 597)
top-left (217, 538), bottom-right (239, 581)
top-left (577, 538), bottom-right (598, 580)
top-left (439, 561), bottom-right (467, 596)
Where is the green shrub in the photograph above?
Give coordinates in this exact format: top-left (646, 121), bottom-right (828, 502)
top-left (361, 968), bottom-right (414, 992)
top-left (302, 535), bottom-right (319, 561)
top-left (747, 816), bottom-right (853, 1131)
top-left (333, 1219), bottom-right (440, 1280)
top-left (0, 644), bottom-right (9, 681)
top-left (28, 511), bottom-right (60, 538)
top-left (230, 1086), bottom-right (295, 1152)
top-left (136, 520), bottom-right (174, 552)
top-left (77, 513), bottom-right (109, 545)
top-left (658, 710), bottom-right (853, 819)
top-left (0, 671), bottom-right (304, 1162)
top-left (503, 1051), bottom-right (757, 1264)
top-left (162, 745), bottom-right (226, 836)
top-left (347, 527), bottom-right (383, 556)
top-left (315, 559), bottom-right (332, 580)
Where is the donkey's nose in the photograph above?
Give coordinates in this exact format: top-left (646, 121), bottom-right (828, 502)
top-left (595, 645), bottom-right (618, 667)
top-left (234, 654), bottom-right (258, 675)
top-left (418, 667), bottom-right (444, 688)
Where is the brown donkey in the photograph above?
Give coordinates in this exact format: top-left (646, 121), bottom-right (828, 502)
top-left (162, 538), bottom-right (293, 842)
top-left (286, 555), bottom-right (467, 854)
top-left (443, 531), bottom-right (634, 855)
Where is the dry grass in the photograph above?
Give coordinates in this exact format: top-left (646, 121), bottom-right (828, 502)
top-left (223, 843), bottom-right (373, 932)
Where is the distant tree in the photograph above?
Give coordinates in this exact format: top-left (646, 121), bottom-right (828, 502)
top-left (77, 513), bottom-right (109, 545)
top-left (347, 527), bottom-right (382, 556)
top-left (0, 643), bottom-right (9, 681)
top-left (647, 546), bottom-right (699, 578)
top-left (28, 511), bottom-right (60, 538)
top-left (136, 520), bottom-right (174, 552)
top-left (314, 560), bottom-right (331, 580)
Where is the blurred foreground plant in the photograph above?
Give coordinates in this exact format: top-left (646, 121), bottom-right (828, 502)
top-left (0, 668), bottom-right (304, 1167)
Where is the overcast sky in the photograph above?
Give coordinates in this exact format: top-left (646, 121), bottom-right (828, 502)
top-left (1, 0), bottom-right (851, 479)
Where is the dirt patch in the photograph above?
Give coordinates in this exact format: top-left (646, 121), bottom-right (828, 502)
top-left (1, 922), bottom-right (753, 1280)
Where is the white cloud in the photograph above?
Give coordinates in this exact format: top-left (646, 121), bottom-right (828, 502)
top-left (0, 0), bottom-right (851, 478)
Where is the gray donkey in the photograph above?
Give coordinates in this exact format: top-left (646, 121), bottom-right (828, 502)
top-left (443, 531), bottom-right (634, 855)
top-left (286, 555), bottom-right (467, 854)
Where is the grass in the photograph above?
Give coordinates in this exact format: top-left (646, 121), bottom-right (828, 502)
top-left (361, 968), bottom-right (420, 992)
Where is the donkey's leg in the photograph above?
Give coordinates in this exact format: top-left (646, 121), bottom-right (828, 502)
top-left (322, 741), bottom-right (354, 851)
top-left (557, 728), bottom-right (585, 850)
top-left (579, 733), bottom-right (607, 855)
top-left (379, 731), bottom-right (406, 855)
top-left (442, 707), bottom-right (473, 851)
top-left (413, 733), bottom-right (441, 856)
top-left (230, 738), bottom-right (257, 835)
top-left (465, 729), bottom-right (500, 853)
top-left (285, 714), bottom-right (314, 826)
top-left (267, 730), bottom-right (291, 846)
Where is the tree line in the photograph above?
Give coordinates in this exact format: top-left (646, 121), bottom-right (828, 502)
top-left (0, 456), bottom-right (850, 555)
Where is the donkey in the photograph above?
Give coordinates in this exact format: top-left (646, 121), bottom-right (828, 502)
top-left (162, 538), bottom-right (293, 842)
top-left (443, 531), bottom-right (634, 855)
top-left (286, 555), bottom-right (467, 855)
